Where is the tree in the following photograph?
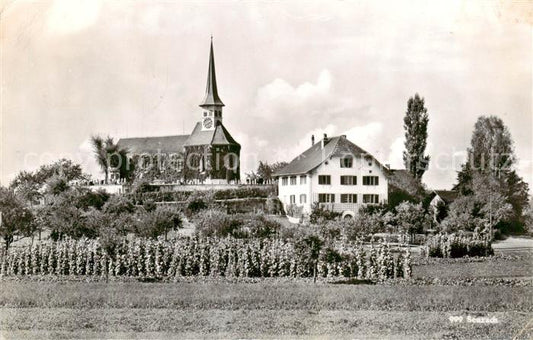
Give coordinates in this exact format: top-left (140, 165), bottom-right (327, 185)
top-left (0, 187), bottom-right (35, 251)
top-left (270, 161), bottom-right (289, 175)
top-left (454, 115), bottom-right (529, 232)
top-left (9, 171), bottom-right (42, 205)
top-left (257, 161), bottom-right (274, 184)
top-left (102, 195), bottom-right (136, 235)
top-left (91, 135), bottom-right (131, 184)
top-left (394, 202), bottom-right (433, 238)
top-left (402, 93), bottom-right (430, 181)
top-left (443, 173), bottom-right (513, 235)
top-left (136, 206), bottom-right (182, 240)
top-left (10, 159), bottom-right (86, 204)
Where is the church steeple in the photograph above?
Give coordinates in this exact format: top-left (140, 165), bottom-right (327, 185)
top-left (200, 38), bottom-right (224, 108)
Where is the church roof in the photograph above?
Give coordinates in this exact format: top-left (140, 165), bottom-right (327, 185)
top-left (200, 39), bottom-right (224, 107)
top-left (184, 122), bottom-right (240, 147)
top-left (117, 135), bottom-right (189, 155)
top-left (273, 135), bottom-right (387, 176)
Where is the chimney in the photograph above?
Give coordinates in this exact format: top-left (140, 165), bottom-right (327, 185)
top-left (321, 133), bottom-right (328, 149)
top-left (311, 135), bottom-right (315, 146)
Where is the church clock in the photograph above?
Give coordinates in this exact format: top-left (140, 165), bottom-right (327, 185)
top-left (203, 117), bottom-right (213, 129)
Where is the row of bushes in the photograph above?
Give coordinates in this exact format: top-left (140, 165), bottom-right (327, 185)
top-left (0, 237), bottom-right (411, 280)
top-left (128, 186), bottom-right (277, 204)
top-left (424, 233), bottom-right (493, 258)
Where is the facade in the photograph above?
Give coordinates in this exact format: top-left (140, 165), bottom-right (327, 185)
top-left (429, 190), bottom-right (459, 222)
top-left (117, 39), bottom-right (240, 184)
top-left (274, 134), bottom-right (389, 218)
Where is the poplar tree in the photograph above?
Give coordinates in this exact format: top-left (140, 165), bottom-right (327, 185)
top-left (403, 93), bottom-right (430, 181)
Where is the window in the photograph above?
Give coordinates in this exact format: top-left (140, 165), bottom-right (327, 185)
top-left (340, 175), bottom-right (357, 185)
top-left (362, 176), bottom-right (379, 186)
top-left (290, 195), bottom-right (296, 204)
top-left (341, 194), bottom-right (357, 203)
top-left (318, 193), bottom-right (335, 203)
top-left (340, 156), bottom-right (353, 168)
top-left (204, 111), bottom-right (207, 117)
top-left (300, 175), bottom-right (307, 185)
top-left (300, 194), bottom-right (306, 204)
top-left (282, 177), bottom-right (288, 186)
top-left (290, 176), bottom-right (297, 185)
top-left (318, 175), bottom-right (331, 185)
top-left (363, 194), bottom-right (380, 204)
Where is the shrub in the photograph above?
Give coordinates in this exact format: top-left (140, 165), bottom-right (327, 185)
top-left (285, 204), bottom-right (303, 218)
top-left (425, 233), bottom-right (493, 258)
top-left (143, 199), bottom-right (157, 212)
top-left (185, 191), bottom-right (215, 217)
top-left (310, 202), bottom-right (341, 224)
top-left (265, 194), bottom-right (283, 214)
top-left (136, 207), bottom-right (183, 240)
top-left (195, 210), bottom-right (280, 239)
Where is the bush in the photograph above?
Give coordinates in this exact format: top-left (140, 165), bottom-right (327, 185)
top-left (310, 202), bottom-right (341, 224)
top-left (425, 233), bottom-right (493, 258)
top-left (265, 195), bottom-right (283, 214)
top-left (185, 191), bottom-right (214, 217)
top-left (143, 199), bottom-right (157, 212)
top-left (135, 207), bottom-right (183, 240)
top-left (195, 210), bottom-right (280, 239)
top-left (285, 204), bottom-right (303, 218)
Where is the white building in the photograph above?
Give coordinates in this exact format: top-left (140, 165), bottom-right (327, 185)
top-left (274, 134), bottom-right (389, 218)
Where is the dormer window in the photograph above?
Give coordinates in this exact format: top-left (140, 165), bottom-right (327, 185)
top-left (340, 156), bottom-right (353, 168)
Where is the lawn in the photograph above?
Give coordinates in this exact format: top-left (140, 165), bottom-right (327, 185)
top-left (0, 250), bottom-right (531, 338)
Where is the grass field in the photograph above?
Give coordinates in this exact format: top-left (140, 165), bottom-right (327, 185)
top-left (0, 249), bottom-right (532, 339)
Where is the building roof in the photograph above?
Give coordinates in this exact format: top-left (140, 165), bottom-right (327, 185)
top-left (273, 135), bottom-right (387, 176)
top-left (200, 39), bottom-right (224, 108)
top-left (117, 135), bottom-right (189, 155)
top-left (433, 190), bottom-right (459, 204)
top-left (184, 122), bottom-right (240, 147)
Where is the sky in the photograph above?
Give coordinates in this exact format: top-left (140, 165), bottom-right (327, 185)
top-left (1, 0), bottom-right (532, 189)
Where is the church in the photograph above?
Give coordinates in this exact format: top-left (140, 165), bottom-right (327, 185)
top-left (117, 39), bottom-right (241, 184)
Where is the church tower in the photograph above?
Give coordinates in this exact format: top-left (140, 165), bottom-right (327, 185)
top-left (200, 38), bottom-right (224, 131)
top-left (182, 37), bottom-right (241, 184)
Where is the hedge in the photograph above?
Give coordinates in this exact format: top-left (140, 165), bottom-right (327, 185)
top-left (128, 186), bottom-right (277, 204)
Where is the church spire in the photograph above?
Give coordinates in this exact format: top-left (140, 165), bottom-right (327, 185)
top-left (200, 38), bottom-right (224, 107)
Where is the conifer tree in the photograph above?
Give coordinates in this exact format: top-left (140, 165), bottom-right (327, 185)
top-left (403, 93), bottom-right (430, 181)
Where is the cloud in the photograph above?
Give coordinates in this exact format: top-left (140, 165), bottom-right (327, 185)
top-left (47, 0), bottom-right (101, 35)
top-left (387, 136), bottom-right (405, 169)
